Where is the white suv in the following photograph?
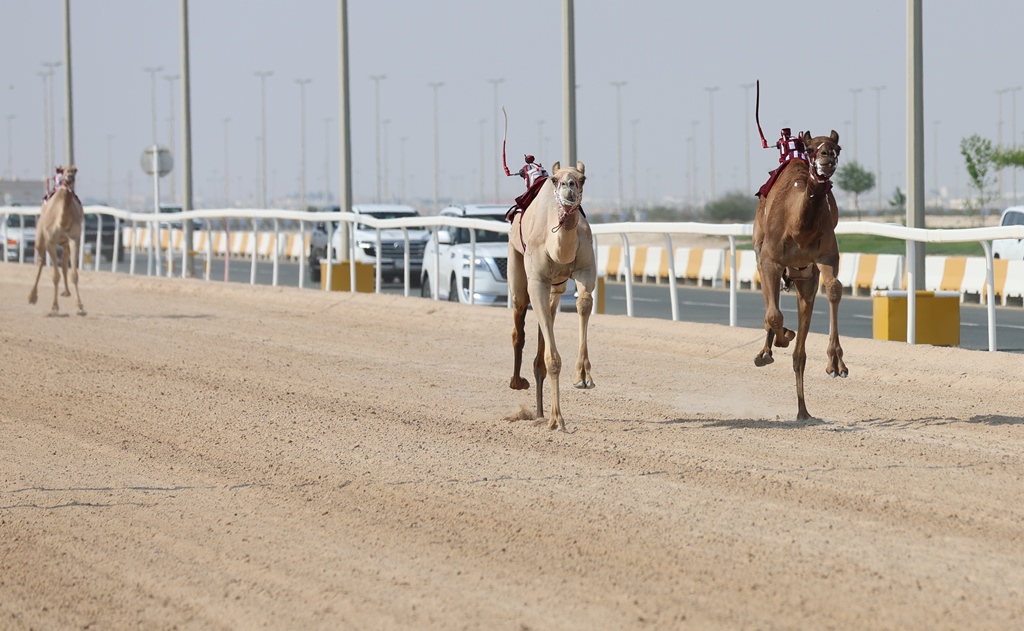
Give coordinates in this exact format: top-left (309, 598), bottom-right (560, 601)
top-left (420, 204), bottom-right (575, 309)
top-left (993, 206), bottom-right (1024, 260)
top-left (308, 203), bottom-right (430, 284)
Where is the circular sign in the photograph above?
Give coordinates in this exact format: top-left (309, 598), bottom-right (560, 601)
top-left (140, 145), bottom-right (174, 177)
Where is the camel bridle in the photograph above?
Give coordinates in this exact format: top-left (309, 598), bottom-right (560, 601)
top-left (807, 144), bottom-right (837, 187)
top-left (552, 174), bottom-right (583, 233)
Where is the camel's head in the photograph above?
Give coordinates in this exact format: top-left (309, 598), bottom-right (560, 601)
top-left (62, 165), bottom-right (78, 189)
top-left (549, 161), bottom-right (586, 210)
top-left (801, 131), bottom-right (841, 182)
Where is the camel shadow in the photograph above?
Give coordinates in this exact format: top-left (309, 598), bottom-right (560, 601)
top-left (658, 417), bottom-right (830, 430)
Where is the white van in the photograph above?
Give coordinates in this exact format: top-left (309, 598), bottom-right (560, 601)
top-left (993, 207), bottom-right (1024, 260)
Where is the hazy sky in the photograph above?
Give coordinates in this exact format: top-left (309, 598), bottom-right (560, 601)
top-left (3, 1), bottom-right (1024, 212)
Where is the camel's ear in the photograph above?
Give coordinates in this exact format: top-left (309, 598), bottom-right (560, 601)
top-left (576, 161), bottom-right (585, 174)
top-left (801, 131), bottom-right (812, 144)
top-left (550, 161), bottom-right (560, 173)
top-left (829, 130), bottom-right (839, 143)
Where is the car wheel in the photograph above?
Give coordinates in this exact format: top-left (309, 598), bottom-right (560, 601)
top-left (448, 276), bottom-right (460, 303)
top-left (420, 274), bottom-right (432, 298)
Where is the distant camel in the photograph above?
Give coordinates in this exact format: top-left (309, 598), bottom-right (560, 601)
top-left (29, 165), bottom-right (86, 316)
top-left (507, 161), bottom-right (596, 431)
top-left (752, 131), bottom-right (845, 420)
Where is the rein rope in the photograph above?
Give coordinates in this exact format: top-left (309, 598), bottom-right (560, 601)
top-left (552, 183), bottom-right (582, 233)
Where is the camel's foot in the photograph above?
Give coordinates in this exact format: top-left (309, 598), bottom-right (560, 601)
top-left (827, 367), bottom-right (849, 379)
top-left (28, 290), bottom-right (38, 305)
top-left (574, 378), bottom-right (595, 389)
top-left (754, 351), bottom-right (774, 367)
top-left (46, 309), bottom-right (60, 318)
top-left (61, 289), bottom-right (71, 297)
top-left (773, 329), bottom-right (795, 348)
top-left (76, 308), bottom-right (87, 317)
top-left (509, 376), bottom-right (530, 390)
top-left (826, 356), bottom-right (849, 379)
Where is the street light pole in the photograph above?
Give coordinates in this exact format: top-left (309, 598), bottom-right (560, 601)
top-left (382, 118), bottom-right (390, 202)
top-left (255, 70), bottom-right (272, 208)
top-left (429, 82), bottom-right (444, 211)
top-left (705, 86), bottom-right (719, 201)
top-left (933, 119), bottom-right (940, 204)
top-left (849, 87), bottom-right (863, 162)
top-left (295, 79), bottom-right (311, 211)
top-left (488, 78), bottom-right (504, 202)
top-left (479, 118), bottom-right (486, 201)
top-left (611, 81), bottom-right (626, 217)
top-left (37, 71), bottom-right (48, 178)
top-left (106, 134), bottom-right (113, 203)
top-left (6, 115), bottom-right (15, 180)
top-left (690, 120), bottom-right (698, 204)
top-left (631, 118), bottom-right (639, 215)
top-left (62, 0), bottom-right (74, 166)
top-left (143, 66), bottom-right (162, 147)
top-left (324, 118), bottom-right (331, 205)
top-left (223, 117), bottom-right (230, 207)
top-left (741, 83), bottom-right (755, 195)
top-left (370, 74), bottom-right (386, 203)
top-left (872, 85), bottom-right (886, 212)
top-left (165, 74), bottom-right (180, 203)
top-left (1011, 86), bottom-right (1023, 204)
top-left (43, 61), bottom-right (61, 169)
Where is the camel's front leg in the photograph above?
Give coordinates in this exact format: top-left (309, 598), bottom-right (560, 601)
top-left (59, 245), bottom-right (72, 297)
top-left (67, 238), bottom-right (85, 316)
top-left (28, 244), bottom-right (47, 306)
top-left (572, 269), bottom-right (596, 389)
top-left (528, 278), bottom-right (563, 431)
top-left (508, 246), bottom-right (530, 391)
top-left (818, 257), bottom-right (846, 378)
top-left (47, 244), bottom-right (62, 315)
top-left (792, 275), bottom-right (819, 420)
top-left (755, 256), bottom-right (794, 367)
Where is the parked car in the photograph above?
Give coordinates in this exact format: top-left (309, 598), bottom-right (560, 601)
top-left (83, 212), bottom-right (125, 262)
top-left (993, 206), bottom-right (1024, 260)
top-left (3, 212), bottom-right (36, 262)
top-left (308, 204), bottom-right (429, 284)
top-left (420, 203), bottom-right (577, 310)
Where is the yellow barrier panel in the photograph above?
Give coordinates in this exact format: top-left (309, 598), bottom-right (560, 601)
top-left (872, 290), bottom-right (959, 346)
top-left (596, 276), bottom-right (605, 314)
top-left (321, 261), bottom-right (375, 292)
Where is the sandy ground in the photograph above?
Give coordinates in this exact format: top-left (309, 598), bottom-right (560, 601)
top-left (2, 264), bottom-right (1023, 631)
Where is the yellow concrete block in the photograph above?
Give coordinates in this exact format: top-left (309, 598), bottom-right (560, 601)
top-left (872, 290), bottom-right (959, 346)
top-left (321, 261), bottom-right (375, 292)
top-left (596, 276), bottom-right (605, 314)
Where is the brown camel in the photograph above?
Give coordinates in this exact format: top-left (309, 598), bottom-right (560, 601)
top-left (752, 131), bottom-right (845, 420)
top-left (29, 165), bottom-right (86, 316)
top-left (507, 161), bottom-right (597, 431)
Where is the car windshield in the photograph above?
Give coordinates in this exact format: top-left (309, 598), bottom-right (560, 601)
top-left (1001, 211), bottom-right (1024, 227)
top-left (5, 214), bottom-right (36, 228)
top-left (452, 216), bottom-right (508, 244)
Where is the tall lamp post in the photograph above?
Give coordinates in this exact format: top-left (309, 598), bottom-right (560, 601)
top-left (223, 117), bottom-right (230, 207)
top-left (611, 80), bottom-right (626, 216)
top-left (488, 78), bottom-right (504, 202)
top-left (872, 85), bottom-right (886, 212)
top-left (741, 83), bottom-right (755, 195)
top-left (429, 81), bottom-right (443, 211)
top-left (165, 74), bottom-right (180, 203)
top-left (849, 87), bottom-right (863, 161)
top-left (255, 70), bottom-right (272, 208)
top-left (295, 79), bottom-right (311, 211)
top-left (1011, 86), bottom-right (1023, 204)
top-left (370, 74), bottom-right (386, 202)
top-left (705, 86), bottom-right (719, 201)
top-left (631, 118), bottom-right (639, 215)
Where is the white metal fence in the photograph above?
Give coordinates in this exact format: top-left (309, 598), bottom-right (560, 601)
top-left (4, 205), bottom-right (1024, 351)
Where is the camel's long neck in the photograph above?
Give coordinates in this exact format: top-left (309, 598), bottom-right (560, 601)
top-left (798, 176), bottom-right (832, 234)
top-left (547, 207), bottom-right (580, 265)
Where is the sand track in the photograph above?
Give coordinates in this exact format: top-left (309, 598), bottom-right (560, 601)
top-left (1, 266), bottom-right (1022, 630)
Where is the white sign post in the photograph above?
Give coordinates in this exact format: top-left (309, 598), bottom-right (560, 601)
top-left (141, 145), bottom-right (173, 276)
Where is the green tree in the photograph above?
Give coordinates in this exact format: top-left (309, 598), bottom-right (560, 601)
top-left (704, 191), bottom-right (757, 222)
top-left (888, 186), bottom-right (906, 216)
top-left (835, 160), bottom-right (876, 219)
top-left (961, 135), bottom-right (998, 224)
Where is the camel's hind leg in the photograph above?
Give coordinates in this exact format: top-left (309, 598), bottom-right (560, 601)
top-left (818, 257), bottom-right (846, 378)
top-left (533, 324), bottom-right (547, 423)
top-left (59, 244), bottom-right (72, 297)
top-left (792, 273), bottom-right (820, 420)
top-left (67, 238), bottom-right (85, 316)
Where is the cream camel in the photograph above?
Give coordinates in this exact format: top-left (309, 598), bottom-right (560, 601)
top-left (29, 165), bottom-right (86, 316)
top-left (507, 161), bottom-right (596, 431)
top-left (752, 131), bottom-right (845, 420)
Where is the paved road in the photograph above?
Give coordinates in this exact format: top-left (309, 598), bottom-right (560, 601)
top-left (59, 254), bottom-right (1024, 353)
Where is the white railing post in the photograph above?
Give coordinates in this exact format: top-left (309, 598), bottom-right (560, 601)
top-left (620, 232), bottom-right (633, 317)
top-left (664, 233), bottom-right (678, 321)
top-left (982, 240), bottom-right (997, 352)
top-left (728, 235), bottom-right (738, 327)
